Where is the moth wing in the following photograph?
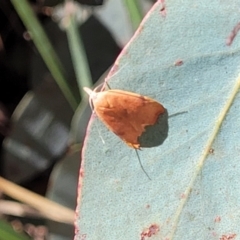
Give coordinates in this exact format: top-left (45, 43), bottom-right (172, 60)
top-left (93, 90), bottom-right (165, 148)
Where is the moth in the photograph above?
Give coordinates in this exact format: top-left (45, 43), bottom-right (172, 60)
top-left (84, 87), bottom-right (165, 147)
top-left (84, 86), bottom-right (165, 180)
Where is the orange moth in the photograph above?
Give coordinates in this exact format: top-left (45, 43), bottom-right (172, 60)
top-left (84, 87), bottom-right (165, 180)
top-left (84, 87), bottom-right (165, 149)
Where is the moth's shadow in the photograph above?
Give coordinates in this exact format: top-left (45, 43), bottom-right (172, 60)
top-left (138, 109), bottom-right (169, 148)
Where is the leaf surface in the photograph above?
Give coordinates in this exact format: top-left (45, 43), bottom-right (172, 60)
top-left (75, 1), bottom-right (240, 239)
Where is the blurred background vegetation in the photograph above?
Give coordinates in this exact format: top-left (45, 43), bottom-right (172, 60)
top-left (0, 0), bottom-right (154, 239)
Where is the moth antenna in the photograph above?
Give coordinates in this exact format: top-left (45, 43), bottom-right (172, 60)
top-left (93, 83), bottom-right (104, 92)
top-left (106, 82), bottom-right (111, 89)
top-left (83, 87), bottom-right (95, 113)
top-left (87, 95), bottom-right (94, 112)
top-left (134, 149), bottom-right (151, 180)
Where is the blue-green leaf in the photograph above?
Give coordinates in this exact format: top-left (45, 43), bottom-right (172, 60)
top-left (76, 1), bottom-right (240, 239)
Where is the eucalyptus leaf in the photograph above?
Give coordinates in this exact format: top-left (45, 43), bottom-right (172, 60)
top-left (75, 1), bottom-right (240, 239)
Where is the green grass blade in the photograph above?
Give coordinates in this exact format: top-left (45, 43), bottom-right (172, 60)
top-left (123, 0), bottom-right (143, 30)
top-left (66, 13), bottom-right (92, 98)
top-left (11, 0), bottom-right (78, 110)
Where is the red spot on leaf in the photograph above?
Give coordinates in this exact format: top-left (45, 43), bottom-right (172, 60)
top-left (80, 169), bottom-right (84, 178)
top-left (174, 59), bottom-right (183, 66)
top-left (226, 22), bottom-right (240, 46)
top-left (220, 233), bottom-right (237, 240)
top-left (159, 0), bottom-right (166, 17)
top-left (214, 216), bottom-right (221, 223)
top-left (140, 224), bottom-right (159, 240)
